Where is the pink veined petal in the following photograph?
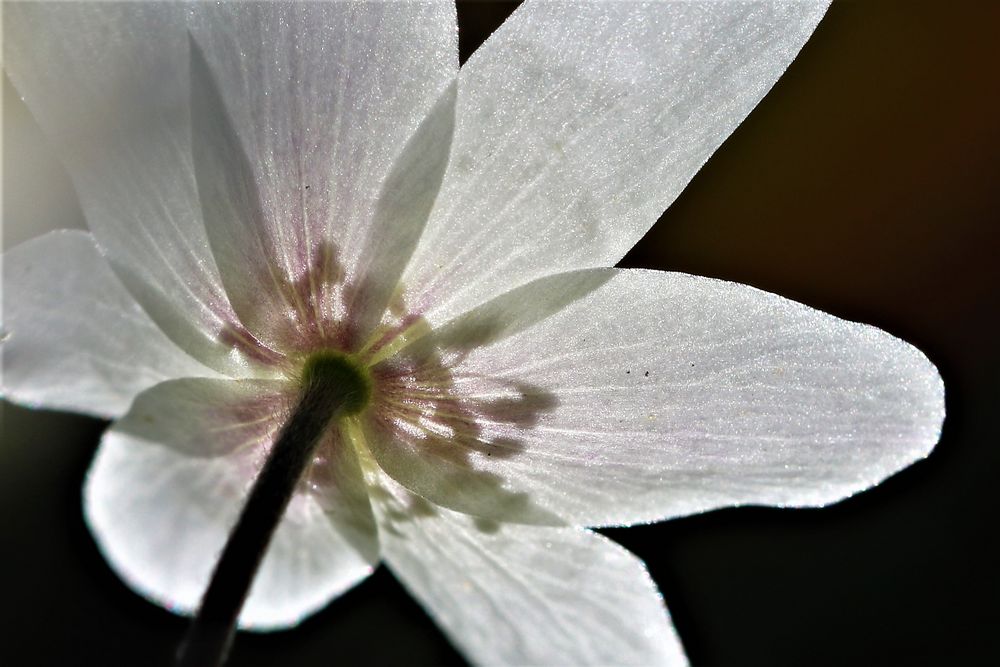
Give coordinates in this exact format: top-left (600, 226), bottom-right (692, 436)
top-left (0, 231), bottom-right (216, 419)
top-left (364, 268), bottom-right (944, 528)
top-left (4, 2), bottom-right (459, 370)
top-left (371, 471), bottom-right (687, 666)
top-left (401, 0), bottom-right (831, 327)
top-left (85, 377), bottom-right (379, 629)
top-left (186, 2), bottom-right (457, 352)
top-left (3, 3), bottom-right (249, 374)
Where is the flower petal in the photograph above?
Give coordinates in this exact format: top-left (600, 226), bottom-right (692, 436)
top-left (372, 474), bottom-right (686, 666)
top-left (3, 3), bottom-right (248, 373)
top-left (402, 0), bottom-right (830, 324)
top-left (0, 231), bottom-right (215, 419)
top-left (368, 269), bottom-right (944, 527)
top-left (186, 2), bottom-right (457, 350)
top-left (85, 377), bottom-right (379, 629)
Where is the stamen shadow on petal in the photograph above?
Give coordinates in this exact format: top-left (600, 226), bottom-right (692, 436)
top-left (360, 310), bottom-right (575, 526)
top-left (365, 484), bottom-right (440, 539)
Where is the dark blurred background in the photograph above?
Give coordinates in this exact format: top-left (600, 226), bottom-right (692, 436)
top-left (3, 1), bottom-right (998, 664)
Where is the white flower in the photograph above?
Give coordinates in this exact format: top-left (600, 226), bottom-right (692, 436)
top-left (2, 2), bottom-right (943, 665)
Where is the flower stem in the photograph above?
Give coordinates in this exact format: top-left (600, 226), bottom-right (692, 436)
top-left (174, 368), bottom-right (354, 667)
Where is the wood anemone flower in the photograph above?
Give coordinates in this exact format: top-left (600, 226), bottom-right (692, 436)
top-left (1, 2), bottom-right (943, 665)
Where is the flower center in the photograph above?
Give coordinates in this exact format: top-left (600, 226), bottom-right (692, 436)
top-left (299, 350), bottom-right (372, 415)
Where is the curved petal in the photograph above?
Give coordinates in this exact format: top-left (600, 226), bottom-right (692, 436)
top-left (0, 231), bottom-right (215, 419)
top-left (367, 269), bottom-right (944, 528)
top-left (3, 3), bottom-right (251, 374)
top-left (372, 473), bottom-right (686, 666)
top-left (186, 2), bottom-right (457, 350)
top-left (402, 0), bottom-right (830, 325)
top-left (85, 377), bottom-right (379, 629)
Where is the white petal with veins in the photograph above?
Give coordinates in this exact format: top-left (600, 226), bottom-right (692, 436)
top-left (86, 377), bottom-right (379, 629)
top-left (403, 0), bottom-right (831, 324)
top-left (186, 2), bottom-right (457, 349)
top-left (368, 269), bottom-right (944, 527)
top-left (373, 472), bottom-right (688, 666)
top-left (4, 3), bottom-right (242, 372)
top-left (1, 231), bottom-right (216, 419)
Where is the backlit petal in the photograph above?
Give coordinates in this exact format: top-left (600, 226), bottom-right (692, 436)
top-left (369, 269), bottom-right (944, 527)
top-left (3, 3), bottom-right (248, 373)
top-left (186, 2), bottom-right (457, 350)
top-left (373, 473), bottom-right (687, 666)
top-left (1, 231), bottom-right (215, 419)
top-left (402, 0), bottom-right (830, 325)
top-left (85, 377), bottom-right (379, 629)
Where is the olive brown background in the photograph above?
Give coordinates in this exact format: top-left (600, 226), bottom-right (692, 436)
top-left (2, 1), bottom-right (997, 664)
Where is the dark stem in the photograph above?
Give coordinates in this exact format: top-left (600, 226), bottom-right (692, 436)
top-left (175, 371), bottom-right (350, 667)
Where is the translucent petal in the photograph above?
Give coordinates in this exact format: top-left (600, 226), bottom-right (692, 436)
top-left (1, 231), bottom-right (215, 419)
top-left (186, 2), bottom-right (457, 350)
top-left (373, 473), bottom-right (687, 666)
top-left (85, 377), bottom-right (379, 629)
top-left (3, 3), bottom-right (246, 373)
top-left (367, 269), bottom-right (944, 527)
top-left (402, 0), bottom-right (830, 325)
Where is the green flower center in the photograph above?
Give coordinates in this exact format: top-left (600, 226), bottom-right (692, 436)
top-left (299, 350), bottom-right (372, 415)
